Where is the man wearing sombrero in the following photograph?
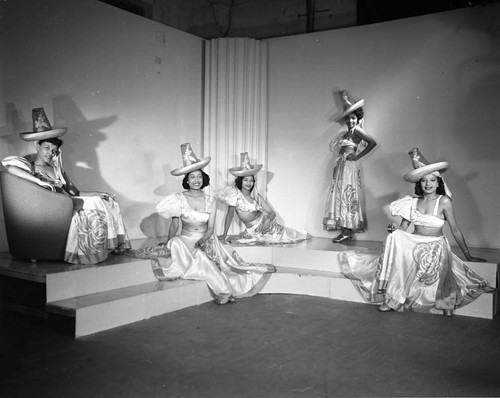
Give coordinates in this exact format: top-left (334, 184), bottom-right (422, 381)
top-left (340, 148), bottom-right (494, 316)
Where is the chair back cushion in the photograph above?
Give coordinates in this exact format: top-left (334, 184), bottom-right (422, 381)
top-left (0, 171), bottom-right (73, 260)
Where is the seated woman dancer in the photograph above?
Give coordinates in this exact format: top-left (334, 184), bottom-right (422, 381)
top-left (131, 144), bottom-right (275, 305)
top-left (1, 108), bottom-right (130, 264)
top-left (218, 152), bottom-right (310, 245)
top-left (340, 148), bottom-right (494, 317)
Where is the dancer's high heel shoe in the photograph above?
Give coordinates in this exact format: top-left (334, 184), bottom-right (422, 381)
top-left (378, 304), bottom-right (392, 312)
top-left (215, 295), bottom-right (235, 305)
top-left (443, 309), bottom-right (454, 317)
top-left (332, 233), bottom-right (352, 244)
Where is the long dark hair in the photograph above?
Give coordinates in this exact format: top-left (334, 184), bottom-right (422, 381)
top-left (182, 170), bottom-right (210, 189)
top-left (414, 176), bottom-right (446, 196)
top-left (352, 107), bottom-right (364, 120)
top-left (235, 175), bottom-right (255, 192)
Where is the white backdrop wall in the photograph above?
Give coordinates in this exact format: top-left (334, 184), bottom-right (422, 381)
top-left (266, 4), bottom-right (500, 249)
top-left (0, 0), bottom-right (204, 251)
top-left (1, 1), bottom-right (499, 253)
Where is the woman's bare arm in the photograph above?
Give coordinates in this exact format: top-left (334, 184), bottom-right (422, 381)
top-left (166, 217), bottom-right (180, 244)
top-left (220, 205), bottom-right (235, 239)
top-left (5, 166), bottom-right (54, 190)
top-left (442, 196), bottom-right (486, 262)
top-left (352, 126), bottom-right (377, 161)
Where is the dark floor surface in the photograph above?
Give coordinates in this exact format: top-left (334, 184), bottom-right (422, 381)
top-left (1, 294), bottom-right (500, 398)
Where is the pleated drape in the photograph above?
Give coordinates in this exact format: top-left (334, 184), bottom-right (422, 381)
top-left (202, 38), bottom-right (268, 235)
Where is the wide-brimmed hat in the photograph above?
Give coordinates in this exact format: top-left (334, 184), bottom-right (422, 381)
top-left (170, 143), bottom-right (211, 176)
top-left (335, 90), bottom-right (365, 122)
top-left (19, 108), bottom-right (67, 142)
top-left (228, 152), bottom-right (263, 177)
top-left (403, 147), bottom-right (449, 183)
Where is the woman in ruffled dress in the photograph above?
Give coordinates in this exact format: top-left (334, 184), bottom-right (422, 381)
top-left (218, 152), bottom-right (310, 245)
top-left (324, 90), bottom-right (377, 244)
top-left (132, 144), bottom-right (275, 305)
top-left (1, 108), bottom-right (130, 264)
top-left (340, 148), bottom-right (494, 316)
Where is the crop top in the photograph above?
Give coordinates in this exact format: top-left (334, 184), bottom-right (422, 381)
top-left (218, 186), bottom-right (264, 213)
top-left (389, 195), bottom-right (445, 228)
top-left (156, 192), bottom-right (213, 226)
top-left (339, 137), bottom-right (359, 152)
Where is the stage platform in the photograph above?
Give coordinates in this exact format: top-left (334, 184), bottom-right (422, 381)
top-left (0, 237), bottom-right (498, 337)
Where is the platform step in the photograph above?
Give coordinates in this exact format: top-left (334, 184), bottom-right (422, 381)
top-left (46, 279), bottom-right (212, 337)
top-left (46, 271), bottom-right (497, 338)
top-left (2, 238), bottom-right (496, 337)
top-left (263, 273), bottom-right (497, 319)
top-left (237, 245), bottom-right (498, 286)
top-left (239, 245), bottom-right (498, 320)
top-left (45, 257), bottom-right (156, 302)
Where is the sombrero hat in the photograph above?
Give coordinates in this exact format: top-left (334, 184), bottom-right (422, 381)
top-left (19, 108), bottom-right (67, 142)
top-left (170, 143), bottom-right (211, 176)
top-left (228, 152), bottom-right (263, 177)
top-left (335, 90), bottom-right (365, 122)
top-left (403, 147), bottom-right (449, 183)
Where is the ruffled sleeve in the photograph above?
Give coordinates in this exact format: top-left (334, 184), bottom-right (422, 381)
top-left (156, 193), bottom-right (182, 219)
top-left (1, 155), bottom-right (34, 174)
top-left (217, 186), bottom-right (239, 207)
top-left (389, 195), bottom-right (415, 222)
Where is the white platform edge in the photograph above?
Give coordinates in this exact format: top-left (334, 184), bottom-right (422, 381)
top-left (74, 281), bottom-right (213, 337)
top-left (46, 259), bottom-right (156, 303)
top-left (40, 243), bottom-right (498, 337)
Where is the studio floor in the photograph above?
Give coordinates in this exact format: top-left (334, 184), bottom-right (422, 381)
top-left (2, 292), bottom-right (500, 398)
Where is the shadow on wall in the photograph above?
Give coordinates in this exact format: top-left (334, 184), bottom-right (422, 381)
top-left (0, 103), bottom-right (29, 149)
top-left (52, 95), bottom-right (117, 191)
top-left (0, 99), bottom-right (169, 241)
top-left (136, 162), bottom-right (177, 239)
top-left (139, 212), bottom-right (170, 238)
top-left (54, 96), bottom-right (176, 240)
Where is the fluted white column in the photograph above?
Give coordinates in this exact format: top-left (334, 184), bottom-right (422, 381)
top-left (203, 38), bottom-right (268, 234)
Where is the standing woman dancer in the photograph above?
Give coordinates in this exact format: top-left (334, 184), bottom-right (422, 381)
top-left (324, 90), bottom-right (377, 243)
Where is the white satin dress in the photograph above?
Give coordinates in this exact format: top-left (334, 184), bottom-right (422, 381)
top-left (137, 192), bottom-right (274, 302)
top-left (218, 186), bottom-right (310, 245)
top-left (340, 196), bottom-right (494, 313)
top-left (323, 136), bottom-right (365, 232)
top-left (1, 155), bottom-right (130, 264)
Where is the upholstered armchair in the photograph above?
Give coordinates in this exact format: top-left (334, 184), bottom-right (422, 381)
top-left (0, 171), bottom-right (73, 261)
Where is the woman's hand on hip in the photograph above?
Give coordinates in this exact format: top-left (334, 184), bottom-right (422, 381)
top-left (95, 192), bottom-right (115, 201)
